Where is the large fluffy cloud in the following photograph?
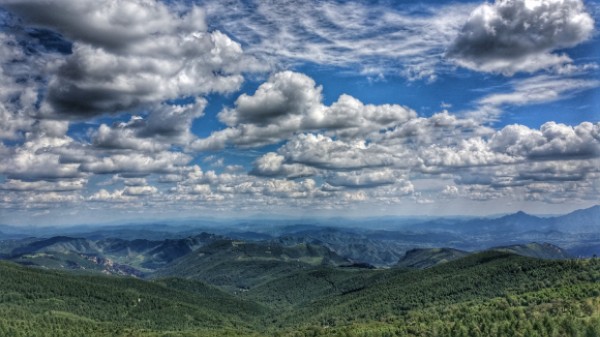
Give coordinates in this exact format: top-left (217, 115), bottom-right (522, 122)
top-left (326, 169), bottom-right (403, 188)
top-left (191, 71), bottom-right (416, 150)
top-left (2, 0), bottom-right (258, 118)
top-left (250, 152), bottom-right (317, 178)
top-left (447, 0), bottom-right (595, 75)
top-left (490, 121), bottom-right (600, 159)
top-left (0, 32), bottom-right (45, 140)
top-left (78, 151), bottom-right (192, 176)
top-left (91, 100), bottom-right (207, 151)
top-left (0, 131), bottom-right (81, 180)
top-left (278, 133), bottom-right (410, 170)
top-left (254, 114), bottom-right (600, 203)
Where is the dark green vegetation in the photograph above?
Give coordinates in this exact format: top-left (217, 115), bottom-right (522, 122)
top-left (2, 250), bottom-right (600, 336)
top-left (0, 260), bottom-right (268, 336)
top-left (491, 242), bottom-right (572, 260)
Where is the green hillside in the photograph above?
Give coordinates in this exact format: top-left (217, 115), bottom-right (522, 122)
top-left (393, 243), bottom-right (570, 270)
top-left (491, 242), bottom-right (572, 259)
top-left (395, 247), bottom-right (470, 269)
top-left (0, 261), bottom-right (268, 337)
top-left (266, 252), bottom-right (600, 336)
top-left (2, 252), bottom-right (600, 336)
top-left (153, 240), bottom-right (350, 291)
top-left (243, 266), bottom-right (380, 310)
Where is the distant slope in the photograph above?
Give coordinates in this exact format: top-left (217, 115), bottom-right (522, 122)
top-left (5, 233), bottom-right (222, 276)
top-left (407, 205), bottom-right (600, 235)
top-left (551, 205), bottom-right (600, 233)
top-left (445, 211), bottom-right (546, 234)
top-left (394, 243), bottom-right (570, 270)
top-left (277, 227), bottom-right (462, 266)
top-left (153, 240), bottom-right (350, 291)
top-left (11, 236), bottom-right (100, 256)
top-left (6, 236), bottom-right (140, 276)
top-left (491, 242), bottom-right (571, 259)
top-left (277, 228), bottom-right (409, 266)
top-left (96, 232), bottom-right (221, 269)
top-left (395, 247), bottom-right (470, 269)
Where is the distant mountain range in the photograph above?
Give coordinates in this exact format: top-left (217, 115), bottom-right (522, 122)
top-left (410, 205), bottom-right (600, 234)
top-left (0, 228), bottom-right (578, 288)
top-left (0, 205), bottom-right (598, 277)
top-left (2, 205), bottom-right (599, 238)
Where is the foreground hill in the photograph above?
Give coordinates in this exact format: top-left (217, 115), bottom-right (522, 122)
top-left (0, 261), bottom-right (268, 337)
top-left (268, 252), bottom-right (600, 336)
top-left (2, 252), bottom-right (600, 336)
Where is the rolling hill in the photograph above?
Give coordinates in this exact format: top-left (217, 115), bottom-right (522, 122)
top-left (491, 242), bottom-right (571, 259)
top-left (394, 242), bottom-right (571, 269)
top-left (263, 251), bottom-right (600, 336)
top-left (3, 233), bottom-right (222, 276)
top-left (2, 251), bottom-right (600, 336)
top-left (0, 260), bottom-right (268, 337)
top-left (153, 240), bottom-right (350, 291)
top-left (395, 247), bottom-right (470, 269)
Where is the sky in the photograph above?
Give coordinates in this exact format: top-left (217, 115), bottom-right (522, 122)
top-left (0, 0), bottom-right (599, 226)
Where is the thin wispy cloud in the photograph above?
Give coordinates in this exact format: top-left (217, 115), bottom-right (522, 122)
top-left (469, 74), bottom-right (600, 120)
top-left (201, 0), bottom-right (476, 80)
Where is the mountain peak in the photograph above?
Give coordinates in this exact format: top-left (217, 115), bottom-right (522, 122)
top-left (569, 205), bottom-right (600, 215)
top-left (500, 210), bottom-right (536, 221)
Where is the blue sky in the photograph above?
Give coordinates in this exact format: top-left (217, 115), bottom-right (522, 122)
top-left (0, 0), bottom-right (598, 225)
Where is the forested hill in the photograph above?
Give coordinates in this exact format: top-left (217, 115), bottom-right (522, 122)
top-left (2, 252), bottom-right (600, 336)
top-left (0, 260), bottom-right (269, 336)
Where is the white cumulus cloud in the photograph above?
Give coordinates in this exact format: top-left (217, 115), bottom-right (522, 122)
top-left (447, 0), bottom-right (595, 75)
